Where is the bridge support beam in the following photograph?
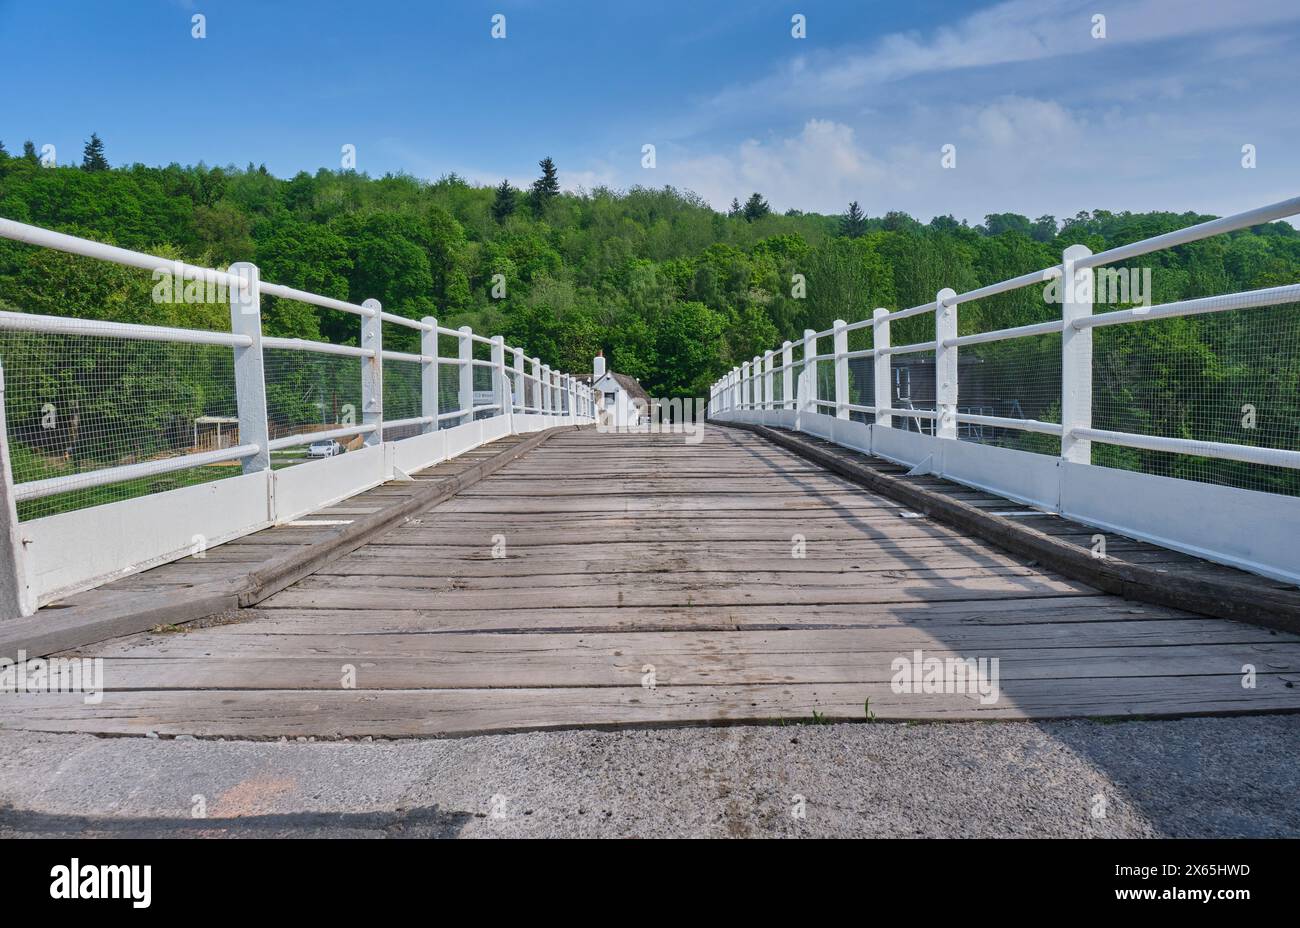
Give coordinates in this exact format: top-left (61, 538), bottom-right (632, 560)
top-left (872, 308), bottom-right (891, 428)
top-left (759, 348), bottom-right (769, 410)
top-left (800, 328), bottom-right (817, 423)
top-left (1060, 244), bottom-right (1095, 464)
top-left (512, 347), bottom-right (526, 418)
top-left (228, 262), bottom-right (270, 474)
top-left (781, 341), bottom-right (793, 410)
top-left (833, 319), bottom-right (849, 419)
top-left (0, 365), bottom-right (35, 618)
top-left (934, 288), bottom-right (958, 439)
top-left (458, 326), bottom-right (474, 426)
top-left (420, 317), bottom-right (438, 434)
top-left (361, 299), bottom-right (383, 447)
top-left (491, 336), bottom-right (510, 432)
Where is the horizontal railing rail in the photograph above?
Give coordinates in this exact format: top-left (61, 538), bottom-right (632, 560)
top-left (711, 195), bottom-right (1300, 472)
top-left (0, 217), bottom-right (596, 616)
top-left (710, 196), bottom-right (1300, 584)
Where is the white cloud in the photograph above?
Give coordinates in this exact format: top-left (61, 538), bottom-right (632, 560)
top-left (612, 0), bottom-right (1300, 224)
top-left (703, 0), bottom-right (1300, 115)
top-left (655, 120), bottom-right (889, 214)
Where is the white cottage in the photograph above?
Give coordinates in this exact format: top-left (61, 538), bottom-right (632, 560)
top-left (588, 352), bottom-right (650, 428)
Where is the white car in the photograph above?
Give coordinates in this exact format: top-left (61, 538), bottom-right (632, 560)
top-left (307, 439), bottom-right (343, 458)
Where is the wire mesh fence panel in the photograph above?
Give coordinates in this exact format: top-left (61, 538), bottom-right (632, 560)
top-left (847, 356), bottom-right (874, 424)
top-left (889, 349), bottom-right (937, 435)
top-left (382, 357), bottom-right (423, 440)
top-left (472, 364), bottom-right (495, 420)
top-left (521, 371), bottom-right (535, 412)
top-left (262, 348), bottom-right (361, 463)
top-left (1092, 306), bottom-right (1300, 495)
top-left (0, 330), bottom-right (243, 520)
top-left (438, 363), bottom-right (465, 425)
top-left (957, 333), bottom-right (1062, 455)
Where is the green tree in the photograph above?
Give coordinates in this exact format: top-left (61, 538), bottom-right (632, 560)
top-left (742, 193), bottom-right (771, 223)
top-left (530, 157), bottom-right (560, 216)
top-left (21, 140), bottom-right (38, 163)
top-left (841, 201), bottom-right (866, 238)
top-left (491, 179), bottom-right (517, 223)
top-left (81, 133), bottom-right (109, 171)
top-left (1030, 215), bottom-right (1058, 242)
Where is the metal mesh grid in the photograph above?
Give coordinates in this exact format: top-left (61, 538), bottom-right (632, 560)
top-left (888, 349), bottom-right (937, 434)
top-left (382, 357), bottom-right (422, 440)
top-left (473, 363), bottom-right (495, 421)
top-left (958, 333), bottom-right (1062, 455)
top-left (438, 363), bottom-right (465, 422)
top-left (1092, 306), bottom-right (1300, 495)
top-left (847, 356), bottom-right (875, 424)
top-left (0, 330), bottom-right (242, 520)
top-left (262, 348), bottom-right (361, 462)
top-left (769, 360), bottom-right (786, 409)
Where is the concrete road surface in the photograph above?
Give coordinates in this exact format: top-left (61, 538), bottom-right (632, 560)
top-left (0, 716), bottom-right (1296, 838)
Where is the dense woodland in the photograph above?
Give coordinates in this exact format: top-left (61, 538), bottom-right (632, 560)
top-left (1, 136), bottom-right (1298, 498)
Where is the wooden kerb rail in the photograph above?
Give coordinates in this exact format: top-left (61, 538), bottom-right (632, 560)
top-left (714, 419), bottom-right (1300, 635)
top-left (0, 425), bottom-right (580, 660)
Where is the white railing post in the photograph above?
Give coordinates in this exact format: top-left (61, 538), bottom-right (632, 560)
top-left (801, 328), bottom-right (817, 418)
top-left (741, 360), bottom-right (751, 409)
top-left (540, 364), bottom-right (552, 415)
top-left (361, 299), bottom-right (383, 447)
top-left (491, 335), bottom-right (510, 430)
top-left (1060, 243), bottom-right (1095, 463)
top-left (781, 340), bottom-right (793, 410)
top-left (732, 367), bottom-right (741, 410)
top-left (934, 288), bottom-right (958, 439)
top-left (763, 350), bottom-right (774, 413)
top-left (228, 261), bottom-right (270, 473)
top-left (833, 318), bottom-right (849, 419)
top-left (420, 316), bottom-right (439, 434)
top-left (457, 325), bottom-right (474, 426)
top-left (0, 364), bottom-right (35, 617)
top-left (512, 347), bottom-right (526, 417)
top-left (531, 357), bottom-right (542, 415)
top-left (872, 308), bottom-right (891, 428)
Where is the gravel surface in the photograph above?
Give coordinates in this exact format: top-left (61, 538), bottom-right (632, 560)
top-left (0, 716), bottom-right (1296, 838)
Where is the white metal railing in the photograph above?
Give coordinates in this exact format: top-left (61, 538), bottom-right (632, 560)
top-left (0, 217), bottom-right (596, 616)
top-left (711, 195), bottom-right (1300, 466)
top-left (709, 196), bottom-right (1300, 584)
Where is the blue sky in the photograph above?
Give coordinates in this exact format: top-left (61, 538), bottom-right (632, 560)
top-left (2, 0), bottom-right (1297, 223)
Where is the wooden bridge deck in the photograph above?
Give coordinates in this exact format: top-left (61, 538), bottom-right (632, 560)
top-left (6, 426), bottom-right (1300, 737)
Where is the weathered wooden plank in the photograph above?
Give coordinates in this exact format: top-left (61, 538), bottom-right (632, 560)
top-left (246, 597), bottom-right (1196, 631)
top-left (22, 424), bottom-right (1296, 737)
top-left (5, 673), bottom-right (1298, 737)
top-left (73, 640), bottom-right (1300, 690)
top-left (262, 574), bottom-right (1097, 611)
